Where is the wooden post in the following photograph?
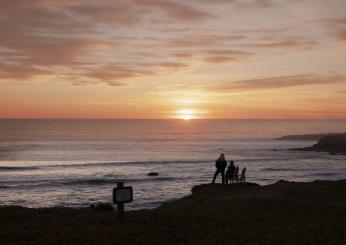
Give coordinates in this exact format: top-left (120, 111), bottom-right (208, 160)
top-left (116, 182), bottom-right (124, 223)
top-left (113, 182), bottom-right (133, 224)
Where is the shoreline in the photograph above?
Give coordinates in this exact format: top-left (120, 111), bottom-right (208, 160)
top-left (1, 179), bottom-right (346, 244)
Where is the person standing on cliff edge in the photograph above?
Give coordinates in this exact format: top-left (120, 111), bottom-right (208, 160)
top-left (212, 153), bottom-right (227, 184)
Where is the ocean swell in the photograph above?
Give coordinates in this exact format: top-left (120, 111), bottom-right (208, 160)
top-left (0, 160), bottom-right (209, 172)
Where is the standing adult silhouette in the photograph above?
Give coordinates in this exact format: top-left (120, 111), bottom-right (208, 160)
top-left (212, 153), bottom-right (227, 184)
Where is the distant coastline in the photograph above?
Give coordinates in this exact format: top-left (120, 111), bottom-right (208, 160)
top-left (275, 133), bottom-right (338, 141)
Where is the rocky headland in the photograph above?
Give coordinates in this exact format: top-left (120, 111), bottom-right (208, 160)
top-left (275, 133), bottom-right (336, 141)
top-left (293, 132), bottom-right (346, 155)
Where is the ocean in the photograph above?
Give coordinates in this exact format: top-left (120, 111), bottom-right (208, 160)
top-left (0, 119), bottom-right (345, 209)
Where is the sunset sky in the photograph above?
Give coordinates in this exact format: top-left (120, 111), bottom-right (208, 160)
top-left (1, 0), bottom-right (346, 119)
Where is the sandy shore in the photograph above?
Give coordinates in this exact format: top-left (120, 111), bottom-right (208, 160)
top-left (1, 180), bottom-right (346, 244)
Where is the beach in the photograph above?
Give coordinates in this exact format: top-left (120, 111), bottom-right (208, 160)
top-left (1, 179), bottom-right (346, 244)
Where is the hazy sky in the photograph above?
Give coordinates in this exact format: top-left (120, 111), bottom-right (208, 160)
top-left (1, 0), bottom-right (346, 119)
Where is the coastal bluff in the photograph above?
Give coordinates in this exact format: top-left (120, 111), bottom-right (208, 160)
top-left (1, 180), bottom-right (346, 244)
top-left (275, 133), bottom-right (333, 141)
top-left (294, 132), bottom-right (346, 155)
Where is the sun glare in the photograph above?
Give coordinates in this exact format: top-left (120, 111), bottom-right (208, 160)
top-left (176, 109), bottom-right (197, 120)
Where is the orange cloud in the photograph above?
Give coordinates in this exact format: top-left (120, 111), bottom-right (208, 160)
top-left (171, 49), bottom-right (251, 64)
top-left (0, 0), bottom-right (216, 83)
top-left (315, 17), bottom-right (346, 42)
top-left (0, 64), bottom-right (50, 80)
top-left (335, 30), bottom-right (346, 41)
top-left (243, 40), bottom-right (318, 49)
top-left (200, 49), bottom-right (252, 63)
top-left (212, 74), bottom-right (346, 92)
top-left (84, 65), bottom-right (155, 86)
top-left (131, 0), bottom-right (213, 21)
top-left (196, 0), bottom-right (275, 7)
top-left (318, 17), bottom-right (346, 26)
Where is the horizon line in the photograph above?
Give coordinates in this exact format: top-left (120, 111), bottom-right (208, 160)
top-left (1, 118), bottom-right (346, 120)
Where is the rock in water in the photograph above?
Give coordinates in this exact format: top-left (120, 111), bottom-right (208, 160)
top-left (148, 172), bottom-right (159, 176)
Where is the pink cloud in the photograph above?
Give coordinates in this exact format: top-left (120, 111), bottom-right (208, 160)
top-left (212, 74), bottom-right (346, 92)
top-left (84, 64), bottom-right (155, 86)
top-left (243, 40), bottom-right (318, 49)
top-left (335, 30), bottom-right (346, 41)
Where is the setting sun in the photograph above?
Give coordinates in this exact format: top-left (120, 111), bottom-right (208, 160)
top-left (176, 109), bottom-right (197, 120)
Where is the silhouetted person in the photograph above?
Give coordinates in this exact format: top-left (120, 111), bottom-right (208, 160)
top-left (212, 153), bottom-right (227, 184)
top-left (225, 160), bottom-right (236, 184)
top-left (233, 166), bottom-right (239, 183)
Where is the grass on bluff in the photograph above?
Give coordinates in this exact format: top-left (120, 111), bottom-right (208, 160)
top-left (1, 180), bottom-right (346, 244)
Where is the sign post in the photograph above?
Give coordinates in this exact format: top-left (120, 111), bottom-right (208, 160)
top-left (113, 182), bottom-right (133, 223)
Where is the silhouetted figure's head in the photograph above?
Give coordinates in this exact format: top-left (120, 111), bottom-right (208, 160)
top-left (218, 153), bottom-right (226, 162)
top-left (230, 160), bottom-right (234, 166)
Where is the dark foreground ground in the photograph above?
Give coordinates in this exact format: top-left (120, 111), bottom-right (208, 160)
top-left (1, 180), bottom-right (346, 245)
